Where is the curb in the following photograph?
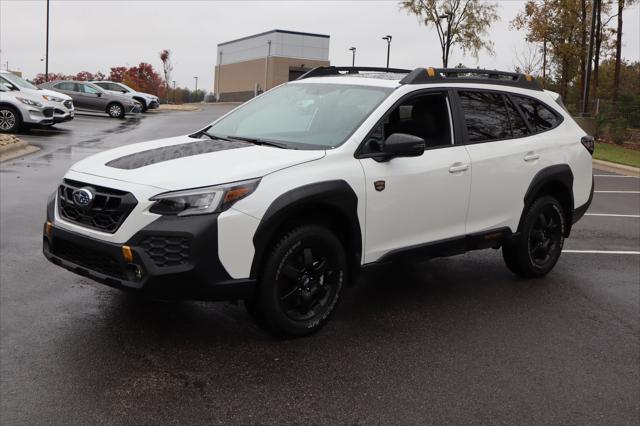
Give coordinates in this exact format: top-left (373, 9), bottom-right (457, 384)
top-left (0, 139), bottom-right (27, 154)
top-left (0, 141), bottom-right (40, 162)
top-left (592, 159), bottom-right (640, 176)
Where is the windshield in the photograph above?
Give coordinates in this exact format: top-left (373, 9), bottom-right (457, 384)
top-left (206, 83), bottom-right (392, 149)
top-left (1, 73), bottom-right (38, 90)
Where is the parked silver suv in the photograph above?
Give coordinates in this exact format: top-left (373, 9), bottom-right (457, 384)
top-left (39, 81), bottom-right (140, 118)
top-left (91, 81), bottom-right (159, 112)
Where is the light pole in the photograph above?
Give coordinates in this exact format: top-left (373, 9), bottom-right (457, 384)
top-left (438, 12), bottom-right (453, 68)
top-left (45, 0), bottom-right (50, 81)
top-left (382, 35), bottom-right (392, 70)
top-left (349, 47), bottom-right (356, 67)
top-left (172, 80), bottom-right (176, 104)
top-left (264, 40), bottom-right (272, 92)
top-left (216, 51), bottom-right (222, 101)
top-left (194, 76), bottom-right (198, 97)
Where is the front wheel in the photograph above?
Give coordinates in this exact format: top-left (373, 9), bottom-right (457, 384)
top-left (252, 225), bottom-right (347, 337)
top-left (502, 195), bottom-right (565, 278)
top-left (107, 102), bottom-right (124, 119)
top-left (0, 106), bottom-right (21, 133)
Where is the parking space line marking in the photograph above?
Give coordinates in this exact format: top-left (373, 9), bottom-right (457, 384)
top-left (594, 174), bottom-right (639, 178)
top-left (562, 250), bottom-right (640, 254)
top-left (593, 190), bottom-right (640, 194)
top-left (585, 213), bottom-right (640, 218)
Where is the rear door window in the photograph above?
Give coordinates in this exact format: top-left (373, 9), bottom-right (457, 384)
top-left (504, 96), bottom-right (530, 138)
top-left (511, 95), bottom-right (561, 132)
top-left (458, 91), bottom-right (510, 142)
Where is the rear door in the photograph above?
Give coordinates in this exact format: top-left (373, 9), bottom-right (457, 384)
top-left (459, 89), bottom-right (563, 234)
top-left (358, 89), bottom-right (472, 263)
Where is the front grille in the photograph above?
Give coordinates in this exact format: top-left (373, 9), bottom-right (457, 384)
top-left (43, 108), bottom-right (54, 118)
top-left (63, 100), bottom-right (73, 109)
top-left (58, 179), bottom-right (137, 233)
top-left (53, 238), bottom-right (125, 279)
top-left (140, 236), bottom-right (191, 267)
top-left (54, 108), bottom-right (64, 115)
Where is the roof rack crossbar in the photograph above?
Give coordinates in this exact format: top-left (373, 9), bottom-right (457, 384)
top-left (399, 67), bottom-right (542, 91)
top-left (297, 66), bottom-right (412, 80)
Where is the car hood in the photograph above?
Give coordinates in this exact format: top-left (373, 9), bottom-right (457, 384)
top-left (69, 135), bottom-right (326, 191)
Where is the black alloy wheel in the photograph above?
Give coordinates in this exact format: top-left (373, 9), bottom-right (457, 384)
top-left (249, 225), bottom-right (346, 337)
top-left (502, 195), bottom-right (565, 278)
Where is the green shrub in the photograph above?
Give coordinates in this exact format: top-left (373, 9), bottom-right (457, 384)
top-left (610, 118), bottom-right (629, 145)
top-left (594, 113), bottom-right (608, 138)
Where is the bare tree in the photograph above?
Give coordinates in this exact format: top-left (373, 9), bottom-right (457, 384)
top-left (514, 42), bottom-right (543, 75)
top-left (401, 0), bottom-right (500, 67)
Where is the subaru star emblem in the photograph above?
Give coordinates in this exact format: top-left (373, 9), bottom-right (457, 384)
top-left (72, 187), bottom-right (94, 207)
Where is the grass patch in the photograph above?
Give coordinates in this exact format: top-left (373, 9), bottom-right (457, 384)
top-left (593, 143), bottom-right (640, 168)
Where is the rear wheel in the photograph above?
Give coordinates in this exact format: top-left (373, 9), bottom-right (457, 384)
top-left (502, 195), bottom-right (565, 278)
top-left (107, 102), bottom-right (124, 118)
top-left (250, 225), bottom-right (347, 337)
top-left (0, 106), bottom-right (21, 133)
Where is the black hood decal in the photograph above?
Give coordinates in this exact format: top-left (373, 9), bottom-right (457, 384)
top-left (105, 139), bottom-right (250, 170)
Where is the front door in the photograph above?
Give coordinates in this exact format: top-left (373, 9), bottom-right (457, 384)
top-left (358, 90), bottom-right (472, 263)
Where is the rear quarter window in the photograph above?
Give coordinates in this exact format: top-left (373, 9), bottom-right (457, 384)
top-left (512, 95), bottom-right (562, 132)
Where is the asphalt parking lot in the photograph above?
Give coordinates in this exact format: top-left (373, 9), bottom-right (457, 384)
top-left (1, 106), bottom-right (638, 424)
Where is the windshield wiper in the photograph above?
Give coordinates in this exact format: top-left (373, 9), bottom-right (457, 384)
top-left (227, 135), bottom-right (291, 149)
top-left (200, 131), bottom-right (233, 142)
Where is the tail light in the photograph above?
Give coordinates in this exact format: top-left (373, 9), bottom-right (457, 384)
top-left (581, 136), bottom-right (595, 155)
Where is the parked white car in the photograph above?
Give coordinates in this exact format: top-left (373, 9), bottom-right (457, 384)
top-left (1, 70), bottom-right (74, 124)
top-left (0, 81), bottom-right (55, 132)
top-left (91, 81), bottom-right (159, 112)
top-left (43, 66), bottom-right (594, 337)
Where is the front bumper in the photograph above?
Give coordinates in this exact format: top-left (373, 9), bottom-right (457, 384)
top-left (125, 104), bottom-right (141, 115)
top-left (43, 199), bottom-right (255, 301)
top-left (147, 100), bottom-right (160, 109)
top-left (53, 109), bottom-right (74, 123)
top-left (23, 106), bottom-right (55, 126)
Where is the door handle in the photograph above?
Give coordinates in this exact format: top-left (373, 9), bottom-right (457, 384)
top-left (449, 163), bottom-right (469, 173)
top-left (524, 152), bottom-right (540, 162)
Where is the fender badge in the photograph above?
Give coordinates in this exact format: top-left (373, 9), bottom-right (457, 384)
top-left (374, 180), bottom-right (386, 191)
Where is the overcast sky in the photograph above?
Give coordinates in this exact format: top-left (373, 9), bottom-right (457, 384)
top-left (1, 0), bottom-right (639, 92)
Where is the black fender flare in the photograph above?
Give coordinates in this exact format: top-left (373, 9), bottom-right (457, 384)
top-left (250, 180), bottom-right (362, 280)
top-left (518, 164), bottom-right (574, 236)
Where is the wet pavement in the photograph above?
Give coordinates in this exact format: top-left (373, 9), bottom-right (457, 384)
top-left (1, 106), bottom-right (639, 424)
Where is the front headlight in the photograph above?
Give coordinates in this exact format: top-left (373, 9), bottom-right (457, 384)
top-left (149, 178), bottom-right (260, 217)
top-left (42, 95), bottom-right (64, 102)
top-left (16, 97), bottom-right (44, 108)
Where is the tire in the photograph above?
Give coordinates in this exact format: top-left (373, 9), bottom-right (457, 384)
top-left (502, 195), bottom-right (565, 278)
top-left (0, 106), bottom-right (21, 133)
top-left (252, 225), bottom-right (347, 337)
top-left (107, 102), bottom-right (125, 119)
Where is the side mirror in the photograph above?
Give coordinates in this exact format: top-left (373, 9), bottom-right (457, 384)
top-left (96, 92), bottom-right (102, 97)
top-left (382, 133), bottom-right (425, 158)
top-left (121, 90), bottom-right (127, 93)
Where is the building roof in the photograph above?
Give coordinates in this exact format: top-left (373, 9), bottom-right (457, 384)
top-left (218, 29), bottom-right (330, 47)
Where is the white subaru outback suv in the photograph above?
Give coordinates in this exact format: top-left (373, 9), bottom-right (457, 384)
top-left (43, 67), bottom-right (594, 337)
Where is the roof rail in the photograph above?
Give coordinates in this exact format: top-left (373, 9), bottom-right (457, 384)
top-left (399, 67), bottom-right (542, 91)
top-left (297, 66), bottom-right (412, 80)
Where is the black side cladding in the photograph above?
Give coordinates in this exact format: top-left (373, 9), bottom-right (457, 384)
top-left (105, 139), bottom-right (251, 170)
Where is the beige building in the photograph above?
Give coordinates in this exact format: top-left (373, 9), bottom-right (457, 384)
top-left (213, 29), bottom-right (330, 102)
